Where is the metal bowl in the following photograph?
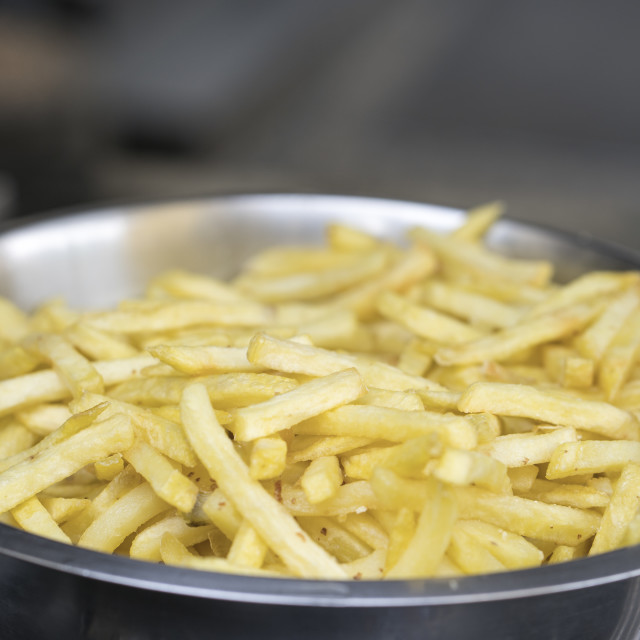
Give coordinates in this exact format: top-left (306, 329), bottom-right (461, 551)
top-left (1, 194), bottom-right (639, 640)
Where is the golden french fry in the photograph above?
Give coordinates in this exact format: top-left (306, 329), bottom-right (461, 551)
top-left (590, 463), bottom-right (640, 555)
top-left (180, 382), bottom-right (346, 578)
top-left (11, 496), bottom-right (71, 544)
top-left (0, 413), bottom-right (134, 513)
top-left (458, 382), bottom-right (638, 440)
top-left (130, 514), bottom-right (214, 561)
top-left (78, 481), bottom-right (169, 552)
top-left (123, 439), bottom-right (199, 513)
top-left (453, 486), bottom-right (600, 545)
top-left (231, 368), bottom-right (366, 441)
top-left (300, 456), bottom-right (343, 504)
top-left (385, 479), bottom-right (457, 578)
top-left (547, 440), bottom-right (640, 479)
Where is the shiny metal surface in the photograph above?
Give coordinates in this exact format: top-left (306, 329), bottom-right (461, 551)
top-left (1, 194), bottom-right (640, 639)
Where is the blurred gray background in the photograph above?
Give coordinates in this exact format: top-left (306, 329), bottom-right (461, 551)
top-left (0, 0), bottom-right (639, 246)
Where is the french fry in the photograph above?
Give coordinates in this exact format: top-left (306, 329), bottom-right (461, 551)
top-left (180, 382), bottom-right (347, 578)
top-left (300, 456), bottom-right (343, 504)
top-left (451, 201), bottom-right (504, 242)
top-left (0, 413), bottom-right (134, 514)
top-left (129, 514), bottom-right (215, 561)
top-left (11, 496), bottom-right (71, 544)
top-left (226, 520), bottom-right (268, 569)
top-left (478, 427), bottom-right (578, 467)
top-left (249, 436), bottom-right (287, 480)
top-left (78, 481), bottom-right (169, 552)
top-left (458, 382), bottom-right (638, 441)
top-left (385, 479), bottom-right (457, 578)
top-left (453, 486), bottom-right (600, 545)
top-left (436, 303), bottom-right (600, 366)
top-left (231, 368), bottom-right (365, 441)
top-left (123, 439), bottom-right (199, 513)
top-left (454, 519), bottom-right (543, 569)
top-left (447, 525), bottom-right (507, 575)
top-left (547, 441), bottom-right (640, 479)
top-left (590, 463), bottom-right (640, 555)
top-left (296, 404), bottom-right (477, 449)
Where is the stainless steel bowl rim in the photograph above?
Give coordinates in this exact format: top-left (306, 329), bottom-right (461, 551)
top-left (1, 192), bottom-right (639, 609)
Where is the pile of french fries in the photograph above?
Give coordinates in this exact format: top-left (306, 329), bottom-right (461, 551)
top-left (1, 201), bottom-right (640, 580)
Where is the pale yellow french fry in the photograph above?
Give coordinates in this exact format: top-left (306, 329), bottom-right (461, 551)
top-left (590, 463), bottom-right (640, 555)
top-left (180, 383), bottom-right (346, 578)
top-left (0, 421), bottom-right (38, 459)
top-left (231, 368), bottom-right (366, 441)
top-left (451, 201), bottom-right (504, 241)
top-left (78, 481), bottom-right (169, 552)
top-left (235, 249), bottom-right (388, 303)
top-left (528, 271), bottom-right (639, 318)
top-left (84, 300), bottom-right (273, 333)
top-left (422, 281), bottom-right (522, 330)
top-left (297, 515), bottom-right (371, 563)
top-left (148, 344), bottom-right (262, 375)
top-left (507, 466), bottom-right (539, 493)
top-left (342, 447), bottom-right (397, 481)
top-left (384, 507), bottom-right (415, 572)
top-left (11, 496), bottom-right (71, 544)
top-left (159, 532), bottom-right (282, 576)
top-left (109, 372), bottom-right (297, 410)
top-left (0, 345), bottom-right (40, 379)
top-left (377, 290), bottom-right (484, 344)
top-left (598, 308), bottom-right (640, 400)
top-left (147, 269), bottom-right (250, 303)
top-left (410, 225), bottom-right (553, 287)
top-left (94, 453), bottom-right (125, 481)
top-left (0, 413), bottom-right (134, 513)
top-left (249, 436), bottom-right (287, 480)
top-left (385, 479), bottom-right (457, 578)
top-left (287, 435), bottom-right (373, 464)
top-left (342, 548), bottom-right (387, 580)
top-left (123, 439), bottom-right (199, 513)
top-left (478, 426), bottom-right (578, 467)
top-left (518, 478), bottom-right (609, 509)
top-left (454, 519), bottom-right (543, 569)
top-left (65, 322), bottom-right (139, 360)
top-left (340, 511), bottom-right (389, 551)
top-left (432, 448), bottom-right (511, 494)
top-left (370, 468), bottom-right (429, 512)
top-left (561, 356), bottom-right (594, 389)
top-left (458, 382), bottom-right (638, 440)
top-left (547, 441), bottom-right (640, 479)
top-left (574, 286), bottom-right (640, 362)
top-left (130, 514), bottom-right (215, 562)
top-left (296, 405), bottom-right (477, 449)
top-left (282, 481), bottom-right (378, 517)
top-left (548, 543), bottom-right (588, 564)
top-left (62, 465), bottom-right (142, 541)
top-left (71, 392), bottom-right (197, 468)
top-left (453, 486), bottom-right (600, 545)
top-left (226, 520), bottom-right (268, 569)
top-left (328, 245), bottom-right (437, 319)
top-left (201, 489), bottom-right (242, 540)
top-left (23, 333), bottom-right (104, 397)
top-left (247, 332), bottom-right (442, 392)
top-left (0, 354), bottom-right (157, 418)
top-left (0, 297), bottom-right (31, 342)
top-left (326, 223), bottom-right (382, 252)
top-left (397, 340), bottom-right (433, 377)
top-left (447, 525), bottom-right (507, 575)
top-left (300, 456), bottom-right (343, 504)
top-left (39, 496), bottom-right (90, 524)
top-left (417, 389), bottom-right (461, 411)
top-left (16, 403), bottom-right (72, 436)
top-left (243, 246), bottom-right (368, 276)
top-left (436, 303), bottom-right (600, 366)
top-left (356, 388), bottom-right (424, 411)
